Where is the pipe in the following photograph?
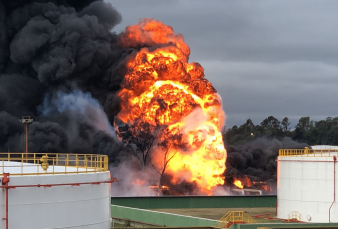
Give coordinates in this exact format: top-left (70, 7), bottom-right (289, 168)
top-left (25, 123), bottom-right (28, 163)
top-left (1, 173), bottom-right (10, 229)
top-left (275, 200), bottom-right (277, 214)
top-left (0, 177), bottom-right (118, 189)
top-left (5, 180), bottom-right (8, 229)
top-left (329, 156), bottom-right (337, 222)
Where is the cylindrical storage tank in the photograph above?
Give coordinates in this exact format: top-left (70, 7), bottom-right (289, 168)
top-left (278, 149), bottom-right (338, 223)
top-left (0, 153), bottom-right (113, 229)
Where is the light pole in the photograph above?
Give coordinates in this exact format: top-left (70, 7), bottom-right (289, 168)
top-left (20, 116), bottom-right (33, 162)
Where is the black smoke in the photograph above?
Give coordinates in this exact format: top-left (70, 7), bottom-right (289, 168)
top-left (224, 137), bottom-right (309, 193)
top-left (0, 0), bottom-right (131, 160)
top-left (0, 0), bottom-right (311, 196)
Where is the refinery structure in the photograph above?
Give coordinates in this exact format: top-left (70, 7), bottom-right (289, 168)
top-left (0, 148), bottom-right (337, 228)
top-left (0, 152), bottom-right (115, 229)
top-left (107, 147), bottom-right (338, 228)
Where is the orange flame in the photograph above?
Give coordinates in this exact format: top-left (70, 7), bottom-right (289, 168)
top-left (233, 180), bottom-right (243, 189)
top-left (117, 19), bottom-right (226, 194)
top-left (244, 175), bottom-right (252, 187)
top-left (149, 185), bottom-right (170, 191)
top-left (132, 179), bottom-right (145, 186)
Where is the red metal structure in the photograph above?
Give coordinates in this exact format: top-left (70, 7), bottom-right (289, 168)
top-left (329, 156), bottom-right (337, 222)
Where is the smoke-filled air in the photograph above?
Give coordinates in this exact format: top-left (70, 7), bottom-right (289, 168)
top-left (0, 0), bottom-right (307, 196)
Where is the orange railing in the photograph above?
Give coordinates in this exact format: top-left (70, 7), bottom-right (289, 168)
top-left (0, 153), bottom-right (108, 176)
top-left (279, 148), bottom-right (338, 157)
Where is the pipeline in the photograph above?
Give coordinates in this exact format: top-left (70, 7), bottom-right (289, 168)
top-left (1, 173), bottom-right (9, 229)
top-left (329, 156), bottom-right (337, 222)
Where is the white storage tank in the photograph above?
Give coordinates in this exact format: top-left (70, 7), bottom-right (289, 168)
top-left (278, 147), bottom-right (338, 222)
top-left (0, 153), bottom-right (114, 229)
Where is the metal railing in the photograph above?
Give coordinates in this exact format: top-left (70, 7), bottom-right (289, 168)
top-left (288, 211), bottom-right (301, 221)
top-left (279, 148), bottom-right (338, 157)
top-left (215, 211), bottom-right (256, 228)
top-left (0, 152), bottom-right (108, 176)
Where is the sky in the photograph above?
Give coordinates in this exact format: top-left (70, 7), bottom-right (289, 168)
top-left (106, 0), bottom-right (338, 128)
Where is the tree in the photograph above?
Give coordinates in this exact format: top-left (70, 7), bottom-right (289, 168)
top-left (261, 116), bottom-right (280, 129)
top-left (260, 116), bottom-right (282, 138)
top-left (293, 117), bottom-right (315, 144)
top-left (281, 117), bottom-right (291, 132)
top-left (116, 120), bottom-right (160, 167)
top-left (295, 117), bottom-right (311, 131)
top-left (154, 125), bottom-right (186, 192)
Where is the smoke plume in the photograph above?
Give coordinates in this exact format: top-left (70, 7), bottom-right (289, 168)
top-left (0, 0), bottom-right (129, 158)
top-left (224, 137), bottom-right (309, 193)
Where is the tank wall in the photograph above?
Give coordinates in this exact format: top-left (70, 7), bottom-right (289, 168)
top-left (0, 172), bottom-right (111, 229)
top-left (277, 156), bottom-right (338, 222)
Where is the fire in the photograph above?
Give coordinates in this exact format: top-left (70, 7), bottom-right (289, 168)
top-left (149, 185), bottom-right (170, 191)
top-left (233, 180), bottom-right (243, 189)
top-left (244, 175), bottom-right (252, 187)
top-left (261, 185), bottom-right (272, 191)
top-left (117, 19), bottom-right (226, 194)
top-left (132, 179), bottom-right (146, 186)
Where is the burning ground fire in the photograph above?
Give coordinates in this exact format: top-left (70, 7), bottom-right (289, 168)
top-left (116, 19), bottom-right (226, 194)
top-left (233, 180), bottom-right (243, 189)
top-left (232, 176), bottom-right (273, 192)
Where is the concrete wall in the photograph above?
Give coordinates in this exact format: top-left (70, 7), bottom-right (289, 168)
top-left (111, 195), bottom-right (277, 209)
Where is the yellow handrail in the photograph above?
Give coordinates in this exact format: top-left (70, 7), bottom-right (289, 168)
top-left (0, 153), bottom-right (108, 176)
top-left (279, 148), bottom-right (338, 157)
top-left (288, 211), bottom-right (301, 221)
top-left (215, 211), bottom-right (256, 228)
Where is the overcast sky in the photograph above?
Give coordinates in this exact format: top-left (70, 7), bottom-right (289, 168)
top-left (106, 0), bottom-right (338, 128)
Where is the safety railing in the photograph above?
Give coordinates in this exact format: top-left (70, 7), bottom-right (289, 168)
top-left (279, 148), bottom-right (338, 157)
top-left (0, 152), bottom-right (108, 176)
top-left (288, 211), bottom-right (301, 221)
top-left (215, 211), bottom-right (256, 228)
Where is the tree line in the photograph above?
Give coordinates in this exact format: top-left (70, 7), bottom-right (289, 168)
top-left (223, 116), bottom-right (338, 146)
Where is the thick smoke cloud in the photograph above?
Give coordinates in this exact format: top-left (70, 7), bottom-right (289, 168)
top-left (225, 137), bottom-right (309, 192)
top-left (28, 121), bottom-right (68, 153)
top-left (0, 0), bottom-right (129, 160)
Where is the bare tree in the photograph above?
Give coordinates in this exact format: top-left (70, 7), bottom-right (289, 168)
top-left (117, 119), bottom-right (187, 194)
top-left (117, 120), bottom-right (160, 167)
top-left (153, 125), bottom-right (186, 193)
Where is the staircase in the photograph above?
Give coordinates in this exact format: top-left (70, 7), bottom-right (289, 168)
top-left (215, 211), bottom-right (257, 228)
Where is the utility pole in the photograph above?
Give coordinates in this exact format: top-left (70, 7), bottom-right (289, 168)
top-left (20, 116), bottom-right (33, 162)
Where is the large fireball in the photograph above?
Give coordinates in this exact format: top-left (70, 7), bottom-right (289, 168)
top-left (117, 19), bottom-right (226, 194)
